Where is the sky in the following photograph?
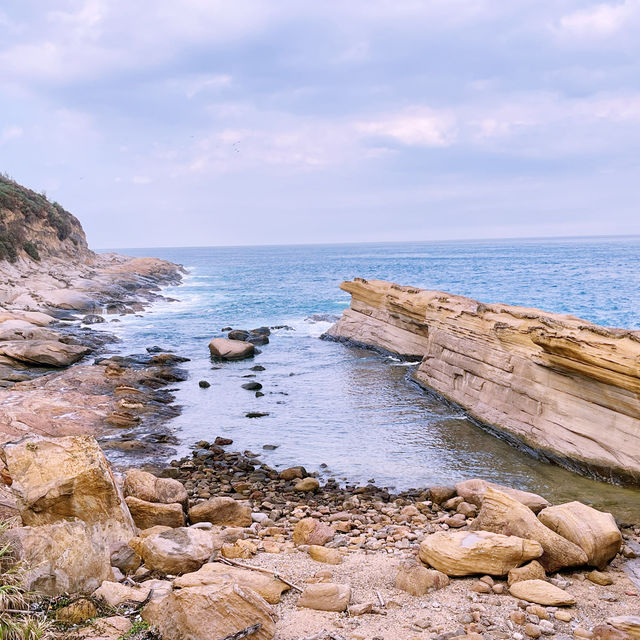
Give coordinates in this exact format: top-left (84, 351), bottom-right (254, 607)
top-left (1, 1), bottom-right (639, 248)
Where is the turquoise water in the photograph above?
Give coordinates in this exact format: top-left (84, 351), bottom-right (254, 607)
top-left (99, 237), bottom-right (640, 518)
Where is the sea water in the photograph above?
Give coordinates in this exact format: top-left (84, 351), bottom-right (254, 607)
top-left (99, 237), bottom-right (640, 519)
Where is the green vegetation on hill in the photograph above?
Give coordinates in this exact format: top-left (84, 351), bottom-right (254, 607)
top-left (0, 173), bottom-right (86, 263)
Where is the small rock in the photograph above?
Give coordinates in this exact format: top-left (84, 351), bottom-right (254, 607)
top-left (586, 570), bottom-right (613, 586)
top-left (198, 380), bottom-right (210, 388)
top-left (298, 583), bottom-right (351, 612)
top-left (294, 478), bottom-right (320, 492)
top-left (55, 598), bottom-right (98, 624)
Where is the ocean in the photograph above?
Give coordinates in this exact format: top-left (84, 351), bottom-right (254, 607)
top-left (99, 236), bottom-right (640, 518)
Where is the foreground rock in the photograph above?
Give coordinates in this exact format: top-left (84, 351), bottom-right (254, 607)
top-left (124, 468), bottom-right (188, 507)
top-left (188, 496), bottom-right (252, 527)
top-left (326, 278), bottom-right (640, 484)
top-left (298, 583), bottom-right (351, 611)
top-left (419, 530), bottom-right (543, 576)
top-left (142, 584), bottom-right (275, 640)
top-left (208, 338), bottom-right (255, 361)
top-left (0, 340), bottom-right (90, 367)
top-left (395, 562), bottom-right (450, 595)
top-left (509, 579), bottom-right (576, 606)
top-left (455, 478), bottom-right (550, 513)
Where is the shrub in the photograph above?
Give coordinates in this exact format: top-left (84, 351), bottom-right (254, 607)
top-left (22, 242), bottom-right (40, 262)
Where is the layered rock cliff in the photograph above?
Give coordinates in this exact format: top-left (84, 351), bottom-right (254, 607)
top-left (326, 278), bottom-right (640, 486)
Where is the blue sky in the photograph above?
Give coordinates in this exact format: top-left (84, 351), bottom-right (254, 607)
top-left (1, 1), bottom-right (639, 248)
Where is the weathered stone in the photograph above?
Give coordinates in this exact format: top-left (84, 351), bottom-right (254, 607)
top-left (142, 584), bottom-right (275, 640)
top-left (125, 496), bottom-right (185, 530)
top-left (593, 624), bottom-right (633, 640)
top-left (537, 502), bottom-right (622, 569)
top-left (418, 529), bottom-right (543, 576)
top-left (509, 579), bottom-right (576, 606)
top-left (298, 583), bottom-right (351, 612)
top-left (0, 340), bottom-right (90, 367)
top-left (280, 466), bottom-right (306, 480)
top-left (188, 497), bottom-right (252, 527)
top-left (293, 517), bottom-right (335, 546)
top-left (308, 545), bottom-right (342, 564)
top-left (294, 477), bottom-right (320, 492)
top-left (124, 469), bottom-right (188, 507)
top-left (429, 486), bottom-right (457, 504)
top-left (508, 560), bottom-right (546, 586)
top-left (586, 570), bottom-right (614, 586)
top-left (395, 562), bottom-right (450, 595)
top-left (93, 581), bottom-right (151, 607)
top-left (76, 615), bottom-right (132, 640)
top-left (174, 562), bottom-right (289, 604)
top-left (208, 338), bottom-right (255, 361)
top-left (110, 542), bottom-right (142, 574)
top-left (55, 598), bottom-right (98, 624)
top-left (471, 488), bottom-right (588, 572)
top-left (455, 479), bottom-right (550, 513)
top-left (606, 617), bottom-right (640, 640)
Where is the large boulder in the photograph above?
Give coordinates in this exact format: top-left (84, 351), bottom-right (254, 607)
top-left (125, 496), bottom-right (185, 530)
top-left (471, 488), bottom-right (588, 572)
top-left (188, 497), bottom-right (252, 527)
top-left (93, 581), bottom-right (152, 607)
top-left (208, 338), bottom-right (254, 361)
top-left (537, 501), bottom-right (622, 569)
top-left (2, 520), bottom-right (112, 595)
top-left (132, 527), bottom-right (221, 575)
top-left (418, 530), bottom-right (543, 576)
top-left (455, 479), bottom-right (550, 513)
top-left (508, 579), bottom-right (576, 606)
top-left (142, 584), bottom-right (275, 640)
top-left (0, 340), bottom-right (90, 367)
top-left (124, 469), bottom-right (188, 507)
top-left (174, 562), bottom-right (289, 604)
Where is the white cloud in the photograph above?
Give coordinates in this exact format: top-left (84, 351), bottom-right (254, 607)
top-left (1, 125), bottom-right (23, 143)
top-left (185, 74), bottom-right (232, 99)
top-left (557, 0), bottom-right (640, 38)
top-left (132, 176), bottom-right (152, 184)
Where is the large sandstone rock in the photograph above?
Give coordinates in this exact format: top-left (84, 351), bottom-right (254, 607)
top-left (125, 496), bottom-right (185, 530)
top-left (537, 501), bottom-right (622, 569)
top-left (455, 479), bottom-right (550, 513)
top-left (133, 527), bottom-right (220, 575)
top-left (208, 338), bottom-right (255, 361)
top-left (0, 340), bottom-right (90, 367)
top-left (93, 581), bottom-right (152, 607)
top-left (298, 583), bottom-right (351, 612)
top-left (188, 496), bottom-right (252, 527)
top-left (507, 560), bottom-right (546, 585)
top-left (292, 517), bottom-right (335, 546)
top-left (418, 530), bottom-right (543, 576)
top-left (142, 584), bottom-right (275, 640)
top-left (606, 617), bottom-right (640, 640)
top-left (327, 278), bottom-right (640, 484)
top-left (395, 562), bottom-right (450, 595)
top-left (509, 579), bottom-right (576, 606)
top-left (124, 469), bottom-right (188, 507)
top-left (3, 519), bottom-right (112, 595)
top-left (471, 488), bottom-right (588, 572)
top-left (174, 562), bottom-right (290, 604)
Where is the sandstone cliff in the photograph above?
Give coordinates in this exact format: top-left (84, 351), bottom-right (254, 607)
top-left (326, 279), bottom-right (640, 486)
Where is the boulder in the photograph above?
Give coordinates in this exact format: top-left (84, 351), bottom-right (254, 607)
top-left (124, 469), bottom-right (188, 507)
top-left (455, 479), bottom-right (550, 513)
top-left (188, 497), bottom-right (252, 527)
top-left (507, 560), bottom-right (546, 586)
top-left (280, 466), bottom-right (307, 480)
top-left (142, 584), bottom-right (275, 640)
top-left (308, 545), bottom-right (342, 564)
top-left (208, 338), bottom-right (254, 361)
top-left (293, 517), bottom-right (335, 546)
top-left (395, 562), bottom-right (450, 595)
top-left (508, 579), bottom-right (576, 606)
top-left (0, 340), bottom-right (90, 367)
top-left (294, 477), bottom-right (320, 492)
top-left (593, 623), bottom-right (635, 640)
top-left (537, 501), bottom-right (622, 569)
top-left (76, 615), bottom-right (133, 640)
top-left (125, 496), bottom-right (186, 530)
top-left (606, 617), bottom-right (640, 640)
top-left (134, 527), bottom-right (220, 575)
top-left (174, 562), bottom-right (289, 604)
top-left (93, 581), bottom-right (152, 607)
top-left (418, 530), bottom-right (543, 577)
top-left (429, 485), bottom-right (457, 504)
top-left (110, 542), bottom-right (141, 574)
top-left (471, 488), bottom-right (588, 572)
top-left (3, 519), bottom-right (112, 595)
top-left (298, 583), bottom-right (351, 612)
top-left (54, 598), bottom-right (98, 624)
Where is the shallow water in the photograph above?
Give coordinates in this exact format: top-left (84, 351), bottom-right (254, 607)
top-left (97, 238), bottom-right (640, 520)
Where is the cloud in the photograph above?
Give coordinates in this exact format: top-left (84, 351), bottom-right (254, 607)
top-left (357, 109), bottom-right (456, 147)
top-left (0, 125), bottom-right (23, 143)
top-left (556, 0), bottom-right (640, 38)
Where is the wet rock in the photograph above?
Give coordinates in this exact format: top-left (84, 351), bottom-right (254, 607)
top-left (242, 381), bottom-right (263, 391)
top-left (395, 562), bottom-right (450, 595)
top-left (429, 486), bottom-right (457, 504)
top-left (537, 502), bottom-right (622, 569)
top-left (298, 583), bottom-right (351, 612)
top-left (214, 437), bottom-right (233, 446)
top-left (208, 337), bottom-right (255, 361)
top-left (228, 330), bottom-right (250, 341)
top-left (251, 365), bottom-right (266, 371)
top-left (418, 529), bottom-right (543, 576)
top-left (246, 412), bottom-right (269, 418)
top-left (82, 314), bottom-right (105, 325)
top-left (508, 560), bottom-right (546, 586)
top-left (293, 517), bottom-right (335, 546)
top-left (188, 497), bottom-right (252, 527)
top-left (198, 380), bottom-right (210, 388)
top-left (509, 579), bottom-right (576, 606)
top-left (125, 496), bottom-right (185, 530)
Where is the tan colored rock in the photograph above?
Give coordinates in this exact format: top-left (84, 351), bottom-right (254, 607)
top-left (125, 496), bottom-right (185, 530)
top-left (55, 598), bottom-right (97, 624)
top-left (607, 617), bottom-right (640, 639)
top-left (298, 583), bottom-right (351, 612)
top-left (471, 488), bottom-right (588, 572)
top-left (586, 570), bottom-right (614, 585)
top-left (93, 580), bottom-right (151, 607)
top-left (555, 610), bottom-right (573, 622)
top-left (280, 466), bottom-right (306, 480)
top-left (124, 469), bottom-right (188, 507)
top-left (508, 560), bottom-right (546, 585)
top-left (3, 519), bottom-right (112, 595)
top-left (308, 545), bottom-right (342, 564)
top-left (537, 501), bottom-right (622, 569)
top-left (294, 477), bottom-right (320, 492)
top-left (419, 529), bottom-right (542, 576)
top-left (327, 278), bottom-right (640, 484)
top-left (221, 539), bottom-right (257, 559)
top-left (174, 562), bottom-right (290, 604)
top-left (592, 624), bottom-right (633, 640)
top-left (135, 527), bottom-right (220, 575)
top-left (293, 517), bottom-right (335, 546)
top-left (76, 615), bottom-right (133, 640)
top-left (0, 339), bottom-right (90, 367)
top-left (142, 584), bottom-right (275, 640)
top-left (188, 496), bottom-right (252, 527)
top-left (395, 562), bottom-right (450, 595)
top-left (455, 479), bottom-right (550, 513)
top-left (509, 579), bottom-right (576, 606)
top-left (208, 338), bottom-right (255, 361)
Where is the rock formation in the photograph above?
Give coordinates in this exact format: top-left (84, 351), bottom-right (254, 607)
top-left (326, 278), bottom-right (640, 485)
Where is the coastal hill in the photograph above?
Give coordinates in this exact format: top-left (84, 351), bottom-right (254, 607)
top-left (0, 173), bottom-right (90, 263)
